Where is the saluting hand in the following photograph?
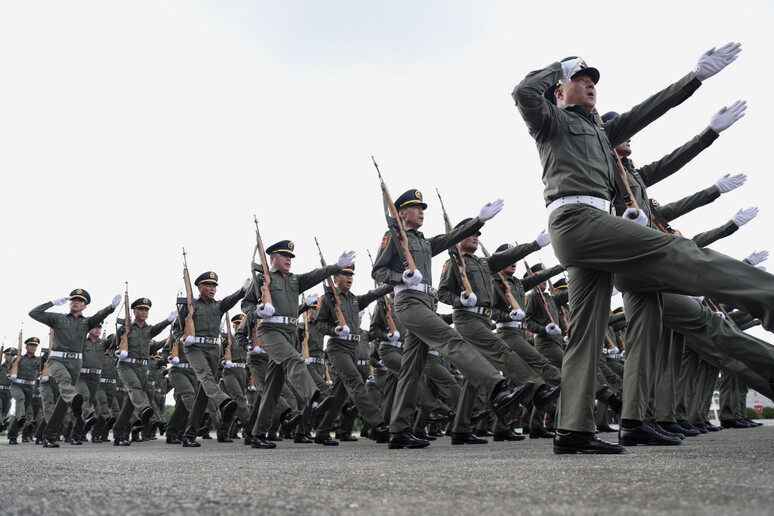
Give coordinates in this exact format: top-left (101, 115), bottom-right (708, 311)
top-left (51, 296), bottom-right (72, 306)
top-left (732, 206), bottom-right (758, 227)
top-left (745, 250), bottom-right (769, 266)
top-left (695, 42), bottom-right (742, 81)
top-left (111, 295), bottom-right (121, 308)
top-left (715, 173), bottom-right (746, 194)
top-left (166, 311), bottom-right (177, 323)
top-left (479, 199), bottom-right (504, 222)
top-left (709, 101), bottom-right (747, 133)
top-left (536, 229), bottom-right (551, 248)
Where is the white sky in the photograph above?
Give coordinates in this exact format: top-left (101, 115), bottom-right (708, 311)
top-left (2, 0), bottom-right (773, 350)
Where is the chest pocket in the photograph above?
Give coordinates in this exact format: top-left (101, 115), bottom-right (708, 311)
top-left (567, 121), bottom-right (594, 160)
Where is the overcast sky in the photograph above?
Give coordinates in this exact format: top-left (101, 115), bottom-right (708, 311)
top-left (2, 0), bottom-right (773, 350)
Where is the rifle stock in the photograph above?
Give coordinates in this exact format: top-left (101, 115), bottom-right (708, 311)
top-left (9, 325), bottom-right (22, 377)
top-left (436, 189), bottom-right (473, 296)
top-left (300, 295), bottom-right (311, 360)
top-left (41, 329), bottom-right (52, 377)
top-left (314, 237), bottom-right (348, 329)
top-left (367, 249), bottom-right (397, 335)
top-left (253, 216), bottom-right (273, 306)
top-left (118, 280), bottom-right (130, 354)
top-left (524, 259), bottom-right (556, 325)
top-left (480, 242), bottom-right (522, 311)
top-left (372, 156), bottom-right (417, 273)
top-left (223, 312), bottom-right (233, 363)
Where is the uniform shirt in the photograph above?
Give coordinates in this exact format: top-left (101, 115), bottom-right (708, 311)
top-left (315, 285), bottom-right (392, 344)
top-left (13, 354), bottom-right (41, 381)
top-left (242, 265), bottom-right (340, 321)
top-left (438, 242), bottom-right (540, 309)
top-left (81, 336), bottom-right (105, 370)
top-left (513, 61), bottom-right (701, 204)
top-left (101, 353), bottom-right (118, 381)
top-left (179, 289), bottom-right (244, 339)
top-left (524, 291), bottom-right (563, 336)
top-left (29, 302), bottom-right (115, 353)
top-left (0, 363), bottom-right (12, 387)
top-left (371, 218), bottom-right (484, 287)
top-left (298, 315), bottom-right (325, 359)
top-left (116, 320), bottom-right (171, 360)
top-left (369, 296), bottom-right (405, 342)
top-left (491, 265), bottom-right (564, 323)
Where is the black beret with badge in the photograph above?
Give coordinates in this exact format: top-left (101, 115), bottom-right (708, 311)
top-left (194, 271), bottom-right (219, 286)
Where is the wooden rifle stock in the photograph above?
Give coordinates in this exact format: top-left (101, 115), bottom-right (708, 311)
top-left (10, 325), bottom-right (22, 377)
top-left (372, 156), bottom-right (417, 273)
top-left (480, 242), bottom-right (522, 311)
top-left (118, 280), bottom-right (130, 354)
top-left (367, 249), bottom-right (397, 335)
top-left (524, 259), bottom-right (556, 325)
top-left (436, 189), bottom-right (473, 297)
top-left (253, 216), bottom-right (273, 306)
top-left (223, 312), bottom-right (233, 363)
top-left (41, 329), bottom-right (52, 377)
top-left (314, 237), bottom-right (348, 329)
top-left (300, 294), bottom-right (311, 360)
top-left (545, 276), bottom-right (570, 330)
top-left (594, 111), bottom-right (640, 216)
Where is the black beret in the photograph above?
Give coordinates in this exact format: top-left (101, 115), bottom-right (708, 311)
top-left (70, 288), bottom-right (91, 304)
top-left (265, 240), bottom-right (296, 258)
top-left (394, 189), bottom-right (428, 211)
top-left (195, 271), bottom-right (218, 286)
top-left (131, 298), bottom-right (152, 309)
top-left (544, 56), bottom-right (601, 105)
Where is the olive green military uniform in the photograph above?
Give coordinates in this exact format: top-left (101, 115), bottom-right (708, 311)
top-left (180, 287), bottom-right (244, 439)
top-left (163, 336), bottom-right (199, 441)
top-left (524, 289), bottom-right (565, 370)
top-left (241, 263), bottom-right (339, 438)
top-left (94, 351), bottom-right (119, 440)
top-left (299, 311), bottom-right (330, 396)
top-left (438, 243), bottom-right (547, 434)
top-left (72, 334), bottom-right (104, 440)
top-left (220, 326), bottom-right (250, 435)
top-left (372, 216), bottom-right (509, 435)
top-left (114, 318), bottom-right (170, 441)
top-left (513, 62), bottom-right (774, 434)
top-left (7, 353), bottom-right (40, 441)
top-left (314, 284), bottom-right (391, 436)
top-left (0, 360), bottom-right (12, 424)
top-left (29, 301), bottom-right (115, 441)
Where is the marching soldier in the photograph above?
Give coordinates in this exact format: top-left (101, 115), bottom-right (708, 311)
top-left (29, 289), bottom-right (120, 448)
top-left (0, 349), bottom-right (13, 432)
top-left (112, 298), bottom-right (175, 446)
top-left (93, 339), bottom-right (119, 442)
top-left (7, 337), bottom-right (41, 444)
top-left (371, 189), bottom-right (530, 449)
top-left (241, 240), bottom-right (352, 449)
top-left (219, 314), bottom-right (250, 442)
top-left (164, 333), bottom-right (197, 445)
top-left (524, 264), bottom-right (566, 370)
top-left (70, 325), bottom-right (103, 444)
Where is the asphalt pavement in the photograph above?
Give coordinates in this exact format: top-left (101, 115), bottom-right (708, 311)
top-left (1, 422), bottom-right (773, 516)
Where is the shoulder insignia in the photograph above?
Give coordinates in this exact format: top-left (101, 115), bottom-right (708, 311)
top-left (379, 236), bottom-right (388, 249)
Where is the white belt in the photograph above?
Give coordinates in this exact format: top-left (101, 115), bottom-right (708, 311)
top-left (80, 368), bottom-right (102, 375)
top-left (496, 321), bottom-right (522, 329)
top-left (0, 385), bottom-right (10, 390)
top-left (50, 351), bottom-right (82, 359)
top-left (191, 336), bottom-right (221, 344)
top-left (231, 363), bottom-right (247, 369)
top-left (337, 334), bottom-right (361, 342)
top-left (305, 357), bottom-right (325, 365)
top-left (356, 360), bottom-right (369, 366)
top-left (264, 316), bottom-right (298, 326)
top-left (428, 350), bottom-right (441, 357)
top-left (394, 283), bottom-right (435, 295)
top-left (546, 195), bottom-right (611, 216)
top-left (100, 378), bottom-right (117, 384)
top-left (119, 358), bottom-right (148, 365)
top-left (13, 378), bottom-right (36, 385)
top-left (380, 340), bottom-right (403, 349)
top-left (170, 363), bottom-right (190, 368)
top-left (454, 307), bottom-right (493, 317)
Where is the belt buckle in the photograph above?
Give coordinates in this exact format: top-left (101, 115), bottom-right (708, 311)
top-left (66, 353), bottom-right (77, 359)
top-left (289, 317), bottom-right (297, 325)
top-left (352, 335), bottom-right (360, 342)
top-left (483, 308), bottom-right (492, 318)
top-left (428, 287), bottom-right (437, 296)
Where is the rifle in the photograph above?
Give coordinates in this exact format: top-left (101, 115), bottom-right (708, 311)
top-left (223, 312), bottom-right (233, 363)
top-left (118, 280), bottom-right (130, 355)
top-left (252, 216), bottom-right (273, 306)
top-left (367, 250), bottom-right (398, 335)
top-left (436, 189), bottom-right (473, 297)
top-left (300, 294), bottom-right (310, 360)
top-left (371, 156), bottom-right (417, 274)
top-left (594, 111), bottom-right (641, 218)
top-left (523, 259), bottom-right (556, 325)
top-left (41, 329), bottom-right (53, 377)
top-left (479, 241), bottom-right (522, 312)
top-left (9, 324), bottom-right (22, 378)
top-left (171, 248), bottom-right (195, 361)
top-left (542, 269), bottom-right (570, 330)
top-left (314, 237), bottom-right (348, 329)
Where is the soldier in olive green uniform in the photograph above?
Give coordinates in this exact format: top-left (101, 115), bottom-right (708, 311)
top-left (113, 298), bottom-right (174, 446)
top-left (437, 222), bottom-right (560, 443)
top-left (29, 288), bottom-right (119, 448)
top-left (0, 349), bottom-right (13, 431)
top-left (7, 337), bottom-right (41, 444)
top-left (93, 339), bottom-right (119, 442)
top-left (371, 189), bottom-right (529, 449)
top-left (313, 267), bottom-right (391, 445)
top-left (71, 326), bottom-right (104, 443)
top-left (164, 332), bottom-right (198, 444)
top-left (178, 271), bottom-right (247, 447)
top-left (219, 314), bottom-right (250, 441)
top-left (241, 240), bottom-right (352, 449)
top-left (512, 46), bottom-right (774, 453)
top-left (524, 265), bottom-right (566, 370)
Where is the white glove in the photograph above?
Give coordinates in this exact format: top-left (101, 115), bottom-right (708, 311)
top-left (334, 325), bottom-right (351, 337)
top-left (402, 269), bottom-right (423, 286)
top-left (9, 373), bottom-right (17, 380)
top-left (51, 296), bottom-right (72, 306)
top-left (746, 250), bottom-right (769, 266)
top-left (709, 101), bottom-right (747, 133)
top-left (715, 173), bottom-right (747, 194)
top-left (622, 207), bottom-right (648, 226)
top-left (387, 331), bottom-right (401, 342)
top-left (242, 278), bottom-right (252, 292)
top-left (713, 311), bottom-right (726, 319)
top-left (304, 357), bottom-right (314, 365)
top-left (40, 375), bottom-right (49, 383)
top-left (563, 335), bottom-right (569, 345)
top-left (116, 349), bottom-right (128, 359)
top-left (694, 42), bottom-right (742, 81)
top-left (610, 346), bottom-right (620, 356)
top-left (256, 302), bottom-right (276, 319)
top-left (183, 335), bottom-right (196, 347)
top-left (247, 385), bottom-right (257, 392)
top-left (224, 360), bottom-right (235, 368)
top-left (545, 323), bottom-right (562, 336)
top-left (249, 346), bottom-right (263, 355)
top-left (168, 356), bottom-right (180, 365)
top-left (732, 207), bottom-right (758, 227)
top-left (337, 250), bottom-right (356, 268)
top-left (111, 294), bottom-right (121, 308)
top-left (559, 57), bottom-right (585, 84)
top-left (757, 265), bottom-right (767, 271)
top-left (509, 309), bottom-right (525, 321)
top-left (536, 229), bottom-right (551, 248)
top-left (305, 293), bottom-right (319, 306)
top-left (478, 199), bottom-right (505, 222)
top-left (167, 311), bottom-right (177, 323)
top-left (460, 292), bottom-right (478, 307)
top-left (611, 287), bottom-right (620, 297)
